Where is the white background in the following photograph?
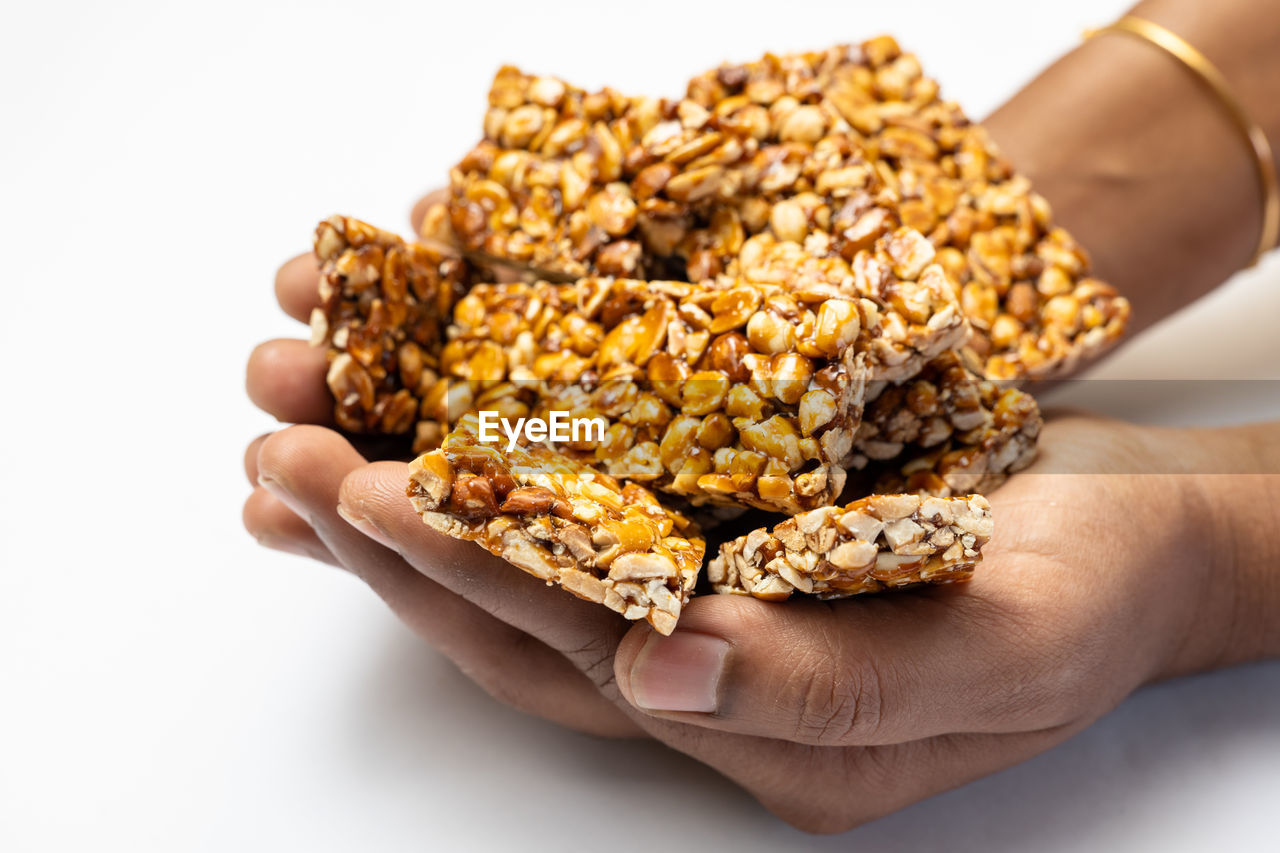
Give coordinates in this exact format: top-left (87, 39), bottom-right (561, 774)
top-left (3, 1), bottom-right (1279, 850)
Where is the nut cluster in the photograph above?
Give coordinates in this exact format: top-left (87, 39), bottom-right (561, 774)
top-left (302, 38), bottom-right (1132, 626)
top-left (312, 215), bottom-right (468, 437)
top-left (429, 226), bottom-right (978, 514)
top-left (683, 40), bottom-right (1131, 379)
top-left (853, 350), bottom-right (1043, 495)
top-left (408, 415), bottom-right (704, 635)
top-left (448, 38), bottom-right (1130, 382)
top-left (710, 493), bottom-right (992, 600)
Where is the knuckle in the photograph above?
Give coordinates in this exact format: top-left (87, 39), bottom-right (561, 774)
top-left (1022, 629), bottom-right (1113, 724)
top-left (567, 633), bottom-right (620, 693)
top-left (789, 639), bottom-right (887, 745)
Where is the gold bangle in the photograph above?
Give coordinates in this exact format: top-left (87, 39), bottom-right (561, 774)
top-left (1085, 15), bottom-right (1279, 268)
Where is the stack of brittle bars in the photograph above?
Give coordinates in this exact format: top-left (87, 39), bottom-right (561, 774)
top-left (305, 37), bottom-right (1129, 634)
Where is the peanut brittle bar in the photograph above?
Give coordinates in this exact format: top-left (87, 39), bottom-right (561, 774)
top-left (685, 38), bottom-right (1131, 379)
top-left (450, 44), bottom-right (1128, 382)
top-left (709, 493), bottom-right (991, 600)
top-left (853, 350), bottom-right (1042, 473)
top-left (438, 274), bottom-right (869, 514)
top-left (449, 66), bottom-right (757, 279)
top-left (407, 418), bottom-right (704, 635)
top-left (311, 216), bottom-right (469, 438)
top-left (872, 419), bottom-right (1040, 498)
top-left (729, 227), bottom-right (967, 383)
top-left (432, 225), bottom-right (971, 513)
top-left (447, 63), bottom-right (913, 285)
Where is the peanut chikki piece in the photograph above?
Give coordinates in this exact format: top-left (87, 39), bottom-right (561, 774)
top-left (852, 350), bottom-right (1042, 471)
top-left (450, 47), bottom-right (1128, 382)
top-left (425, 227), bottom-right (969, 513)
top-left (407, 418), bottom-right (704, 635)
top-left (709, 493), bottom-right (991, 600)
top-left (729, 227), bottom-right (967, 384)
top-left (872, 421), bottom-right (1039, 498)
top-left (311, 216), bottom-right (469, 438)
top-left (448, 64), bottom-right (912, 285)
top-left (409, 224), bottom-right (966, 481)
top-left (864, 356), bottom-right (1043, 497)
top-left (449, 66), bottom-right (758, 280)
top-left (685, 38), bottom-right (1131, 379)
top-left (437, 274), bottom-right (869, 514)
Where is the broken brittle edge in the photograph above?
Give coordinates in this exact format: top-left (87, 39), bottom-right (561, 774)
top-left (865, 353), bottom-right (1044, 497)
top-left (709, 493), bottom-right (991, 600)
top-left (311, 215), bottom-right (468, 438)
top-left (437, 227), bottom-right (968, 514)
top-left (407, 416), bottom-right (704, 635)
top-left (448, 37), bottom-right (1130, 382)
top-left (854, 350), bottom-right (1043, 496)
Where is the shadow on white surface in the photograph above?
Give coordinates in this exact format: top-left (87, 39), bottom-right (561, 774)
top-left (336, 625), bottom-right (1279, 852)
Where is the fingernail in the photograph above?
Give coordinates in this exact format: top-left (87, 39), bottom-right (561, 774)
top-left (337, 503), bottom-right (397, 551)
top-left (258, 474), bottom-right (307, 518)
top-left (629, 631), bottom-right (730, 713)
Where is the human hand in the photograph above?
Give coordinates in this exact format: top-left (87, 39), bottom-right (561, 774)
top-left (324, 414), bottom-right (1270, 831)
top-left (243, 191), bottom-right (644, 738)
top-left (244, 194), bottom-right (1274, 831)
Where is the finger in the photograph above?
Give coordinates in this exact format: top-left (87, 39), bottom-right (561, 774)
top-left (338, 461), bottom-right (631, 692)
top-left (244, 433), bottom-right (272, 484)
top-left (409, 187), bottom-right (449, 236)
top-left (275, 253), bottom-right (321, 324)
top-left (258, 426), bottom-right (639, 737)
top-left (612, 576), bottom-right (1078, 747)
top-left (246, 339), bottom-right (333, 425)
top-left (243, 486), bottom-right (339, 566)
top-left (243, 351), bottom-right (416, 461)
top-left (637, 710), bottom-right (1081, 833)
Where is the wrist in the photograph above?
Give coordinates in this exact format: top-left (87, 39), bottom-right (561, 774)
top-left (1196, 458), bottom-right (1280, 668)
top-left (1154, 427), bottom-right (1280, 678)
top-left (983, 32), bottom-right (1258, 335)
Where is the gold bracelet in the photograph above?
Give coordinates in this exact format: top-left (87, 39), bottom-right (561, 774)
top-left (1085, 15), bottom-right (1279, 268)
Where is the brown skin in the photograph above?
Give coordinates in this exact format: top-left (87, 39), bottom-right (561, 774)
top-left (243, 1), bottom-right (1280, 831)
top-left (985, 0), bottom-right (1280, 334)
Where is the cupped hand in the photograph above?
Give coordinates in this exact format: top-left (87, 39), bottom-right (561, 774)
top-left (243, 192), bottom-right (643, 738)
top-left (331, 415), bottom-right (1233, 831)
top-left (243, 196), bottom-right (1238, 831)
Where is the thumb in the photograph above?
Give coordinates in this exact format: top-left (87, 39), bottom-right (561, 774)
top-left (613, 588), bottom-right (1069, 747)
